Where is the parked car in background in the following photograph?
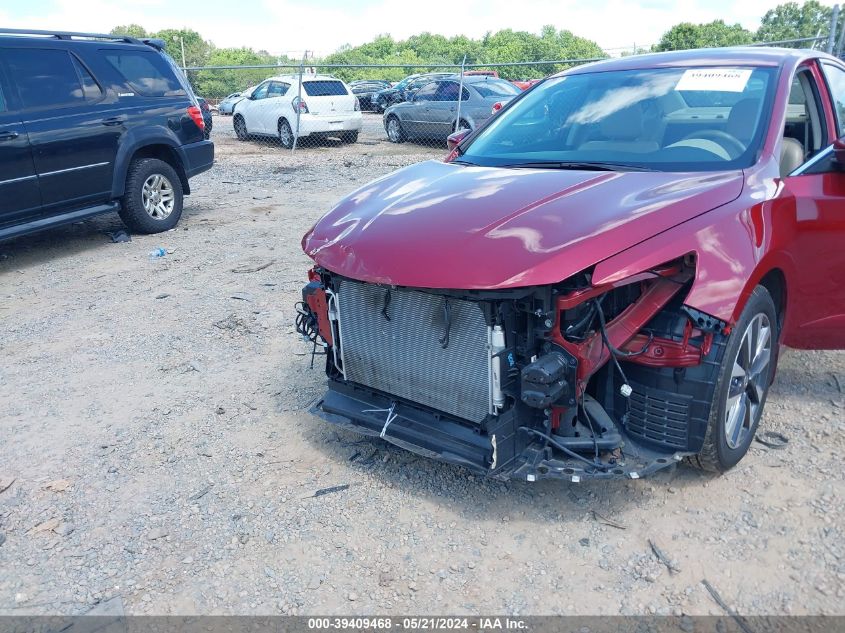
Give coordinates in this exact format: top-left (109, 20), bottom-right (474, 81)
top-left (300, 47), bottom-right (845, 482)
top-left (349, 80), bottom-right (391, 111)
top-left (372, 73), bottom-right (453, 112)
top-left (197, 97), bottom-right (213, 139)
top-left (384, 76), bottom-right (521, 143)
top-left (464, 69), bottom-right (499, 78)
top-left (218, 91), bottom-right (246, 115)
top-left (512, 78), bottom-right (542, 91)
top-left (0, 28), bottom-right (213, 240)
top-left (232, 74), bottom-right (361, 148)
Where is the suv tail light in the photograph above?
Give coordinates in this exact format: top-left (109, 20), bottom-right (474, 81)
top-left (491, 101), bottom-right (504, 115)
top-left (187, 105), bottom-right (205, 131)
top-left (292, 97), bottom-right (309, 114)
top-left (354, 97), bottom-right (360, 112)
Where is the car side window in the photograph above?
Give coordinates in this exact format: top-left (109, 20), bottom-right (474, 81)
top-left (434, 82), bottom-right (460, 102)
top-left (252, 82), bottom-right (270, 100)
top-left (267, 82), bottom-right (287, 98)
top-left (785, 69), bottom-right (827, 161)
top-left (414, 82), bottom-right (438, 102)
top-left (0, 80), bottom-right (6, 112)
top-left (821, 62), bottom-right (845, 137)
top-left (4, 48), bottom-right (89, 110)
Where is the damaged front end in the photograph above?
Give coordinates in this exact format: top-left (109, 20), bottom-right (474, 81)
top-left (296, 256), bottom-right (728, 481)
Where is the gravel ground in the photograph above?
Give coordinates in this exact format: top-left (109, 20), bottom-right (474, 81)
top-left (1, 113), bottom-right (844, 617)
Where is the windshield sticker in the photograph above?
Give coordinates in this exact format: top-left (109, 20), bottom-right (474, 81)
top-left (675, 68), bottom-right (752, 93)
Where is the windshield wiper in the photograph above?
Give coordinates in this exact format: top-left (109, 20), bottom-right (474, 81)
top-left (498, 161), bottom-right (656, 172)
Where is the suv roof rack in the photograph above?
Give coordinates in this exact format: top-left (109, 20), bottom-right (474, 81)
top-left (0, 28), bottom-right (158, 47)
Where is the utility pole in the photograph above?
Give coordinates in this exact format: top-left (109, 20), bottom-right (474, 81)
top-left (179, 35), bottom-right (186, 69)
top-left (827, 4), bottom-right (840, 54)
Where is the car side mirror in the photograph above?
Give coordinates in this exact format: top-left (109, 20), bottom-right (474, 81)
top-left (447, 129), bottom-right (470, 151)
top-left (834, 137), bottom-right (845, 165)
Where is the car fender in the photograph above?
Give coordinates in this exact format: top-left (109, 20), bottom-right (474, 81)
top-left (111, 128), bottom-right (191, 199)
top-left (592, 156), bottom-right (797, 329)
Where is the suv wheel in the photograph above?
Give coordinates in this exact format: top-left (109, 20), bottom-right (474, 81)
top-left (118, 158), bottom-right (184, 234)
top-left (233, 115), bottom-right (248, 141)
top-left (689, 286), bottom-right (778, 472)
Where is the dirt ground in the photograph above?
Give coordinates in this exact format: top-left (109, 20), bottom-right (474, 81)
top-left (1, 113), bottom-right (844, 617)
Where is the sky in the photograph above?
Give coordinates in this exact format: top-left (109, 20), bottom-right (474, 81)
top-left (0, 0), bottom-right (837, 57)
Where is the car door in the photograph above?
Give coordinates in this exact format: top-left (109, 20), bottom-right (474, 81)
top-left (3, 46), bottom-right (118, 213)
top-left (427, 81), bottom-right (469, 137)
top-left (242, 81), bottom-right (270, 133)
top-left (0, 62), bottom-right (41, 227)
top-left (403, 81), bottom-right (439, 137)
top-left (777, 61), bottom-right (845, 348)
top-left (257, 81), bottom-right (289, 135)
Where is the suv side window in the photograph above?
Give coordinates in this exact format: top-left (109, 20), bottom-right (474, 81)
top-left (70, 56), bottom-right (103, 100)
top-left (4, 48), bottom-right (90, 110)
top-left (102, 49), bottom-right (185, 97)
top-left (821, 62), bottom-right (845, 137)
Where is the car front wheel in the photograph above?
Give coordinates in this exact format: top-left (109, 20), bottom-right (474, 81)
top-left (690, 285), bottom-right (778, 472)
top-left (386, 116), bottom-right (405, 143)
top-left (233, 115), bottom-right (248, 140)
top-left (118, 158), bottom-right (184, 234)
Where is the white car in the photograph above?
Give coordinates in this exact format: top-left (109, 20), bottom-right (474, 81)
top-left (232, 74), bottom-right (362, 148)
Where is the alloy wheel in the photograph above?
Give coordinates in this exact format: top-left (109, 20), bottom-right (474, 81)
top-left (141, 174), bottom-right (175, 220)
top-left (724, 313), bottom-right (772, 449)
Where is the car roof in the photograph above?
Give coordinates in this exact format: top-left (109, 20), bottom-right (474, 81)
top-left (561, 46), bottom-right (839, 77)
top-left (264, 74), bottom-right (345, 82)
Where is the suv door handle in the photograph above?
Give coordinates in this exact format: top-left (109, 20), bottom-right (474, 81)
top-left (0, 131), bottom-right (19, 141)
top-left (102, 116), bottom-right (126, 126)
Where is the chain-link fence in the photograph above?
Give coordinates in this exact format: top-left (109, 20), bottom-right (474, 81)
top-left (183, 29), bottom-right (844, 153)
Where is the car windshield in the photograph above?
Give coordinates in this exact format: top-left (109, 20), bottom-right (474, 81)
top-left (460, 66), bottom-right (776, 172)
top-left (471, 79), bottom-right (521, 98)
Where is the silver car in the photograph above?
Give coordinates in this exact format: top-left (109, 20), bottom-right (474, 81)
top-left (383, 76), bottom-right (521, 143)
top-left (218, 91), bottom-right (246, 115)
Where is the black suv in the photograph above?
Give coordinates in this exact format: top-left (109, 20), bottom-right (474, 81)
top-left (0, 29), bottom-right (214, 240)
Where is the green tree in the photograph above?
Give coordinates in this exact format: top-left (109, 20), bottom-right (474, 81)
top-left (655, 20), bottom-right (754, 52)
top-left (153, 28), bottom-right (212, 68)
top-left (193, 47), bottom-right (280, 98)
top-left (109, 24), bottom-right (148, 38)
top-left (756, 0), bottom-right (836, 46)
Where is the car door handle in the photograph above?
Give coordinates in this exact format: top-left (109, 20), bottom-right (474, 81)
top-left (0, 131), bottom-right (19, 141)
top-left (102, 116), bottom-right (126, 126)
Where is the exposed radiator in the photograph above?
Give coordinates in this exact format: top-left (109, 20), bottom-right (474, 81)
top-left (335, 279), bottom-right (491, 423)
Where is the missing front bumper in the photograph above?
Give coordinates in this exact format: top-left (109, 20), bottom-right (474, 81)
top-left (310, 381), bottom-right (692, 482)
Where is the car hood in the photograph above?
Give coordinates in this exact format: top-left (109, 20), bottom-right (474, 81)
top-left (302, 160), bottom-right (743, 289)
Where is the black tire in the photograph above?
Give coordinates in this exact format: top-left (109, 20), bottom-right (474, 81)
top-left (233, 115), bottom-right (248, 141)
top-left (341, 130), bottom-right (359, 144)
top-left (118, 158), bottom-right (184, 234)
top-left (689, 286), bottom-right (778, 472)
top-left (386, 115), bottom-right (405, 143)
top-left (278, 119), bottom-right (294, 149)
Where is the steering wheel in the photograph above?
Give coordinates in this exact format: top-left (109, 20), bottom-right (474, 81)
top-left (682, 130), bottom-right (746, 158)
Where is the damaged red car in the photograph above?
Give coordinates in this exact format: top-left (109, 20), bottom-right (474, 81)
top-left (298, 48), bottom-right (845, 481)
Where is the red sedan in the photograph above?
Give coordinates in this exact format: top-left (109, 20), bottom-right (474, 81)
top-left (298, 47), bottom-right (845, 481)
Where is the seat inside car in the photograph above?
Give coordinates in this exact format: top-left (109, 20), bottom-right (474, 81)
top-left (578, 104), bottom-right (660, 154)
top-left (780, 137), bottom-right (805, 176)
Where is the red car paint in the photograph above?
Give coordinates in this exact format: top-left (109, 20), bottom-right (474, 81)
top-left (303, 48), bottom-right (845, 351)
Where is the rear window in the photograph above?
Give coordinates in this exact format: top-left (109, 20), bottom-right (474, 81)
top-left (472, 80), bottom-right (521, 98)
top-left (302, 80), bottom-right (348, 97)
top-left (103, 50), bottom-right (186, 97)
top-left (4, 48), bottom-right (90, 110)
